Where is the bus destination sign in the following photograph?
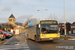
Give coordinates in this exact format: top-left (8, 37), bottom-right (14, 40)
top-left (41, 21), bottom-right (57, 24)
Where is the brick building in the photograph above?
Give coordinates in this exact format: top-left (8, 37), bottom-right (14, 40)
top-left (59, 22), bottom-right (71, 35)
top-left (70, 22), bottom-right (75, 34)
top-left (58, 23), bottom-right (64, 35)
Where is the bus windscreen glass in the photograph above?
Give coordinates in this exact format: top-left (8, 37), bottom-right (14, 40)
top-left (41, 21), bottom-right (58, 34)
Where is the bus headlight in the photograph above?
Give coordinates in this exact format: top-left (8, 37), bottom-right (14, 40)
top-left (40, 35), bottom-right (46, 38)
top-left (57, 34), bottom-right (60, 37)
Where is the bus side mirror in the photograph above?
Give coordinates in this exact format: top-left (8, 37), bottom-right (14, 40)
top-left (39, 24), bottom-right (40, 28)
top-left (59, 28), bottom-right (60, 32)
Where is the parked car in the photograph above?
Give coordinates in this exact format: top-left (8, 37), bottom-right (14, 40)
top-left (0, 31), bottom-right (5, 40)
top-left (0, 30), bottom-right (11, 38)
top-left (5, 31), bottom-right (14, 37)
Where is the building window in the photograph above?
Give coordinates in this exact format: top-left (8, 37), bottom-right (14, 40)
top-left (9, 19), bottom-right (12, 21)
top-left (62, 27), bottom-right (64, 29)
top-left (71, 26), bottom-right (75, 28)
top-left (60, 25), bottom-right (61, 26)
top-left (62, 24), bottom-right (64, 26)
top-left (13, 19), bottom-right (15, 21)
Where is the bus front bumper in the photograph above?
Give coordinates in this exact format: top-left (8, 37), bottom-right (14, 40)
top-left (40, 37), bottom-right (60, 41)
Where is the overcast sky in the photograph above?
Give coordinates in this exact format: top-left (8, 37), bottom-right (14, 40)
top-left (0, 0), bottom-right (75, 23)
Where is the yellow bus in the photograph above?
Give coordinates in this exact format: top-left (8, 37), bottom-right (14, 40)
top-left (25, 20), bottom-right (60, 42)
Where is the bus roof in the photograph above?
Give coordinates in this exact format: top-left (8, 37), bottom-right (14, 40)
top-left (26, 20), bottom-right (58, 28)
top-left (40, 20), bottom-right (57, 21)
top-left (36, 20), bottom-right (57, 23)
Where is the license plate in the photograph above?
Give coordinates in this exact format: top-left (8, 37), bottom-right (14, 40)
top-left (50, 38), bottom-right (53, 40)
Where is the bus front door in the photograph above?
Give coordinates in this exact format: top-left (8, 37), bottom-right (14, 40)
top-left (36, 25), bottom-right (40, 40)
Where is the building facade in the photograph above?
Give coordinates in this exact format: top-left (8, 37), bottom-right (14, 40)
top-left (4, 14), bottom-right (25, 33)
top-left (59, 22), bottom-right (71, 35)
top-left (70, 22), bottom-right (75, 34)
top-left (8, 14), bottom-right (16, 24)
top-left (58, 23), bottom-right (64, 35)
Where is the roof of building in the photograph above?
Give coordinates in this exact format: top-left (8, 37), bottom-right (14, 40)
top-left (15, 22), bottom-right (23, 26)
top-left (9, 14), bottom-right (15, 18)
top-left (0, 23), bottom-right (8, 28)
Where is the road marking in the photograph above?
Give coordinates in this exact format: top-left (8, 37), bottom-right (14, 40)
top-left (5, 47), bottom-right (29, 49)
top-left (0, 48), bottom-right (30, 50)
top-left (0, 44), bottom-right (30, 50)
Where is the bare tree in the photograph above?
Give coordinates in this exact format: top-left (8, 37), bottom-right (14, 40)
top-left (30, 18), bottom-right (38, 23)
top-left (24, 18), bottom-right (39, 28)
top-left (46, 14), bottom-right (57, 20)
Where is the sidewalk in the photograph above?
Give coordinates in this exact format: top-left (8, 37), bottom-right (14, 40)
top-left (67, 33), bottom-right (75, 36)
top-left (0, 32), bottom-right (30, 50)
top-left (4, 33), bottom-right (27, 45)
top-left (60, 34), bottom-right (75, 39)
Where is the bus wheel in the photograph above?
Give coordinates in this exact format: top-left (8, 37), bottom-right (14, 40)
top-left (35, 37), bottom-right (39, 42)
top-left (50, 40), bottom-right (53, 42)
top-left (27, 34), bottom-right (29, 40)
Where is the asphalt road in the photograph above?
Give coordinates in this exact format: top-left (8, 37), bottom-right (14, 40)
top-left (26, 39), bottom-right (75, 50)
top-left (20, 32), bottom-right (75, 50)
top-left (0, 33), bottom-right (75, 50)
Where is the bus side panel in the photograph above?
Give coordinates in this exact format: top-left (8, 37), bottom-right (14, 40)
top-left (28, 27), bottom-right (31, 39)
top-left (32, 26), bottom-right (37, 40)
top-left (28, 26), bottom-right (37, 40)
top-left (30, 26), bottom-right (35, 40)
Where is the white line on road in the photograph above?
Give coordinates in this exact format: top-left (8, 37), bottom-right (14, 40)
top-left (0, 47), bottom-right (30, 50)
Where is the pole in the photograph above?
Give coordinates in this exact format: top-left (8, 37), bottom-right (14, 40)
top-left (37, 9), bottom-right (47, 20)
top-left (64, 0), bottom-right (66, 37)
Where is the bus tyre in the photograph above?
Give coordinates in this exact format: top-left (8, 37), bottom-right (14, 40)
top-left (50, 40), bottom-right (53, 42)
top-left (27, 34), bottom-right (29, 40)
top-left (35, 37), bottom-right (39, 42)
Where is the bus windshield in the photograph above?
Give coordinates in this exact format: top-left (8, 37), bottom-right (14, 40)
top-left (41, 24), bottom-right (58, 34)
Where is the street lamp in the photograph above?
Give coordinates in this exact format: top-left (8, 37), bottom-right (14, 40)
top-left (37, 9), bottom-right (47, 20)
top-left (64, 0), bottom-right (66, 37)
